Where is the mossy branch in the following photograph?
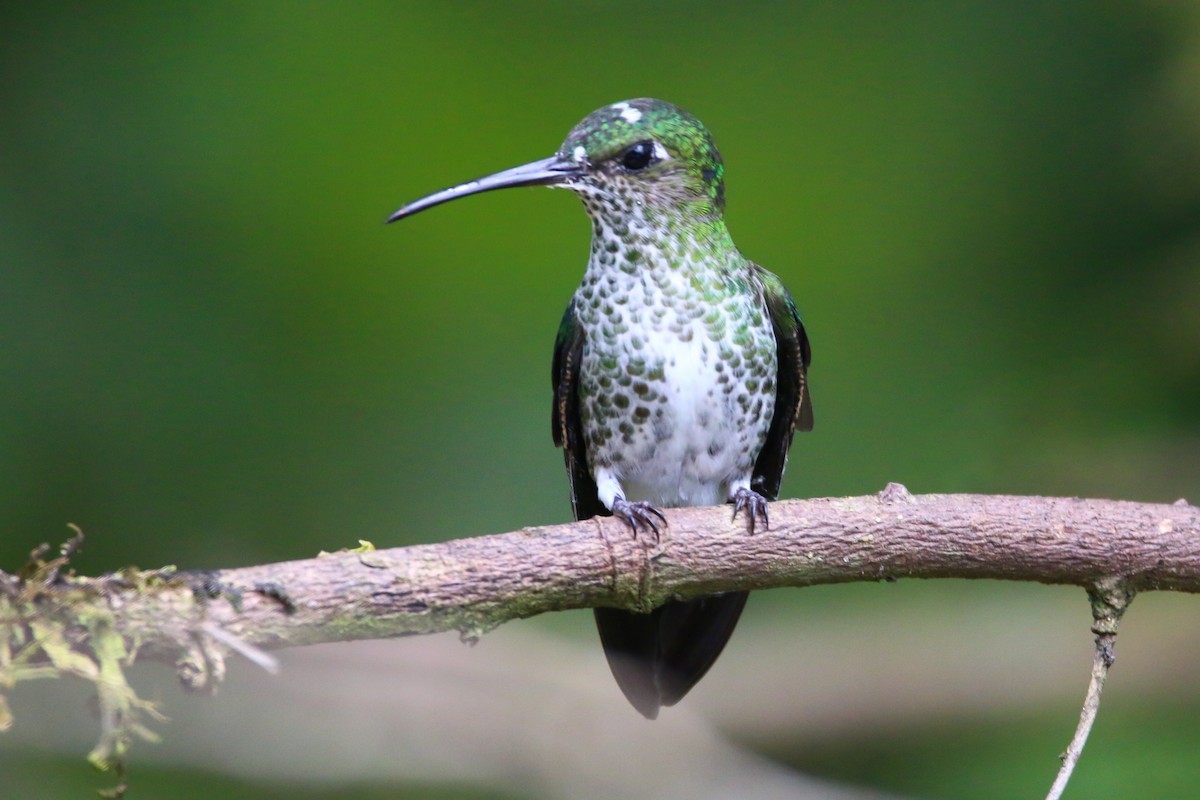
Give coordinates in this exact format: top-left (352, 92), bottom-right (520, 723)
top-left (2, 486), bottom-right (1198, 795)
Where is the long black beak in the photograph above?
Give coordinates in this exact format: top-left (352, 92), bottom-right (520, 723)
top-left (386, 154), bottom-right (581, 223)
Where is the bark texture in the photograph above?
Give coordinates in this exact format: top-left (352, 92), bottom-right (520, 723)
top-left (17, 488), bottom-right (1191, 664)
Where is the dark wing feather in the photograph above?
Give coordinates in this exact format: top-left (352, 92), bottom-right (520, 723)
top-left (595, 591), bottom-right (749, 718)
top-left (751, 266), bottom-right (813, 500)
top-left (552, 298), bottom-right (603, 520)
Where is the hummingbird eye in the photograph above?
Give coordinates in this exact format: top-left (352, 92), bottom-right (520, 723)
top-left (620, 141), bottom-right (656, 172)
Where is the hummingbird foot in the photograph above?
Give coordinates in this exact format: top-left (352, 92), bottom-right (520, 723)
top-left (611, 497), bottom-right (668, 546)
top-left (730, 487), bottom-right (769, 534)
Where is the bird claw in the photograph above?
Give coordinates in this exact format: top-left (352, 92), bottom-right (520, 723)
top-left (612, 497), bottom-right (668, 546)
top-left (731, 488), bottom-right (769, 534)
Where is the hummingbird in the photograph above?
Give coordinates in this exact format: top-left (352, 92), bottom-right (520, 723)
top-left (388, 98), bottom-right (812, 719)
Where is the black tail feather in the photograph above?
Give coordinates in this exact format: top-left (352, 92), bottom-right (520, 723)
top-left (594, 591), bottom-right (749, 719)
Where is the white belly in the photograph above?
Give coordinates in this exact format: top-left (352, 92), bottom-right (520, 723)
top-left (584, 318), bottom-right (776, 510)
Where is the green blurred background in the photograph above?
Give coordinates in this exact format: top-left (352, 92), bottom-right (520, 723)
top-left (2, 2), bottom-right (1199, 798)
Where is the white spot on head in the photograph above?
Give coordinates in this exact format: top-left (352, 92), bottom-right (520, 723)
top-left (572, 145), bottom-right (588, 163)
top-left (651, 142), bottom-right (669, 161)
top-left (615, 102), bottom-right (643, 124)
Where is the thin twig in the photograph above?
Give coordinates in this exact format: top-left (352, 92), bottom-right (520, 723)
top-left (198, 621), bottom-right (280, 675)
top-left (1045, 579), bottom-right (1133, 800)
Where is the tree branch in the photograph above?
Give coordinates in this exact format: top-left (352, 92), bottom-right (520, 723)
top-left (7, 488), bottom-right (1197, 668)
top-left (2, 486), bottom-right (1198, 794)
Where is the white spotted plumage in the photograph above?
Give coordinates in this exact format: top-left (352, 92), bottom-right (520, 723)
top-left (571, 195), bottom-right (777, 511)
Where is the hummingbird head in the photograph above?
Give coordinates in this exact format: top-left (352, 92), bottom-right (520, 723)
top-left (558, 98), bottom-right (726, 222)
top-left (387, 98), bottom-right (726, 223)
